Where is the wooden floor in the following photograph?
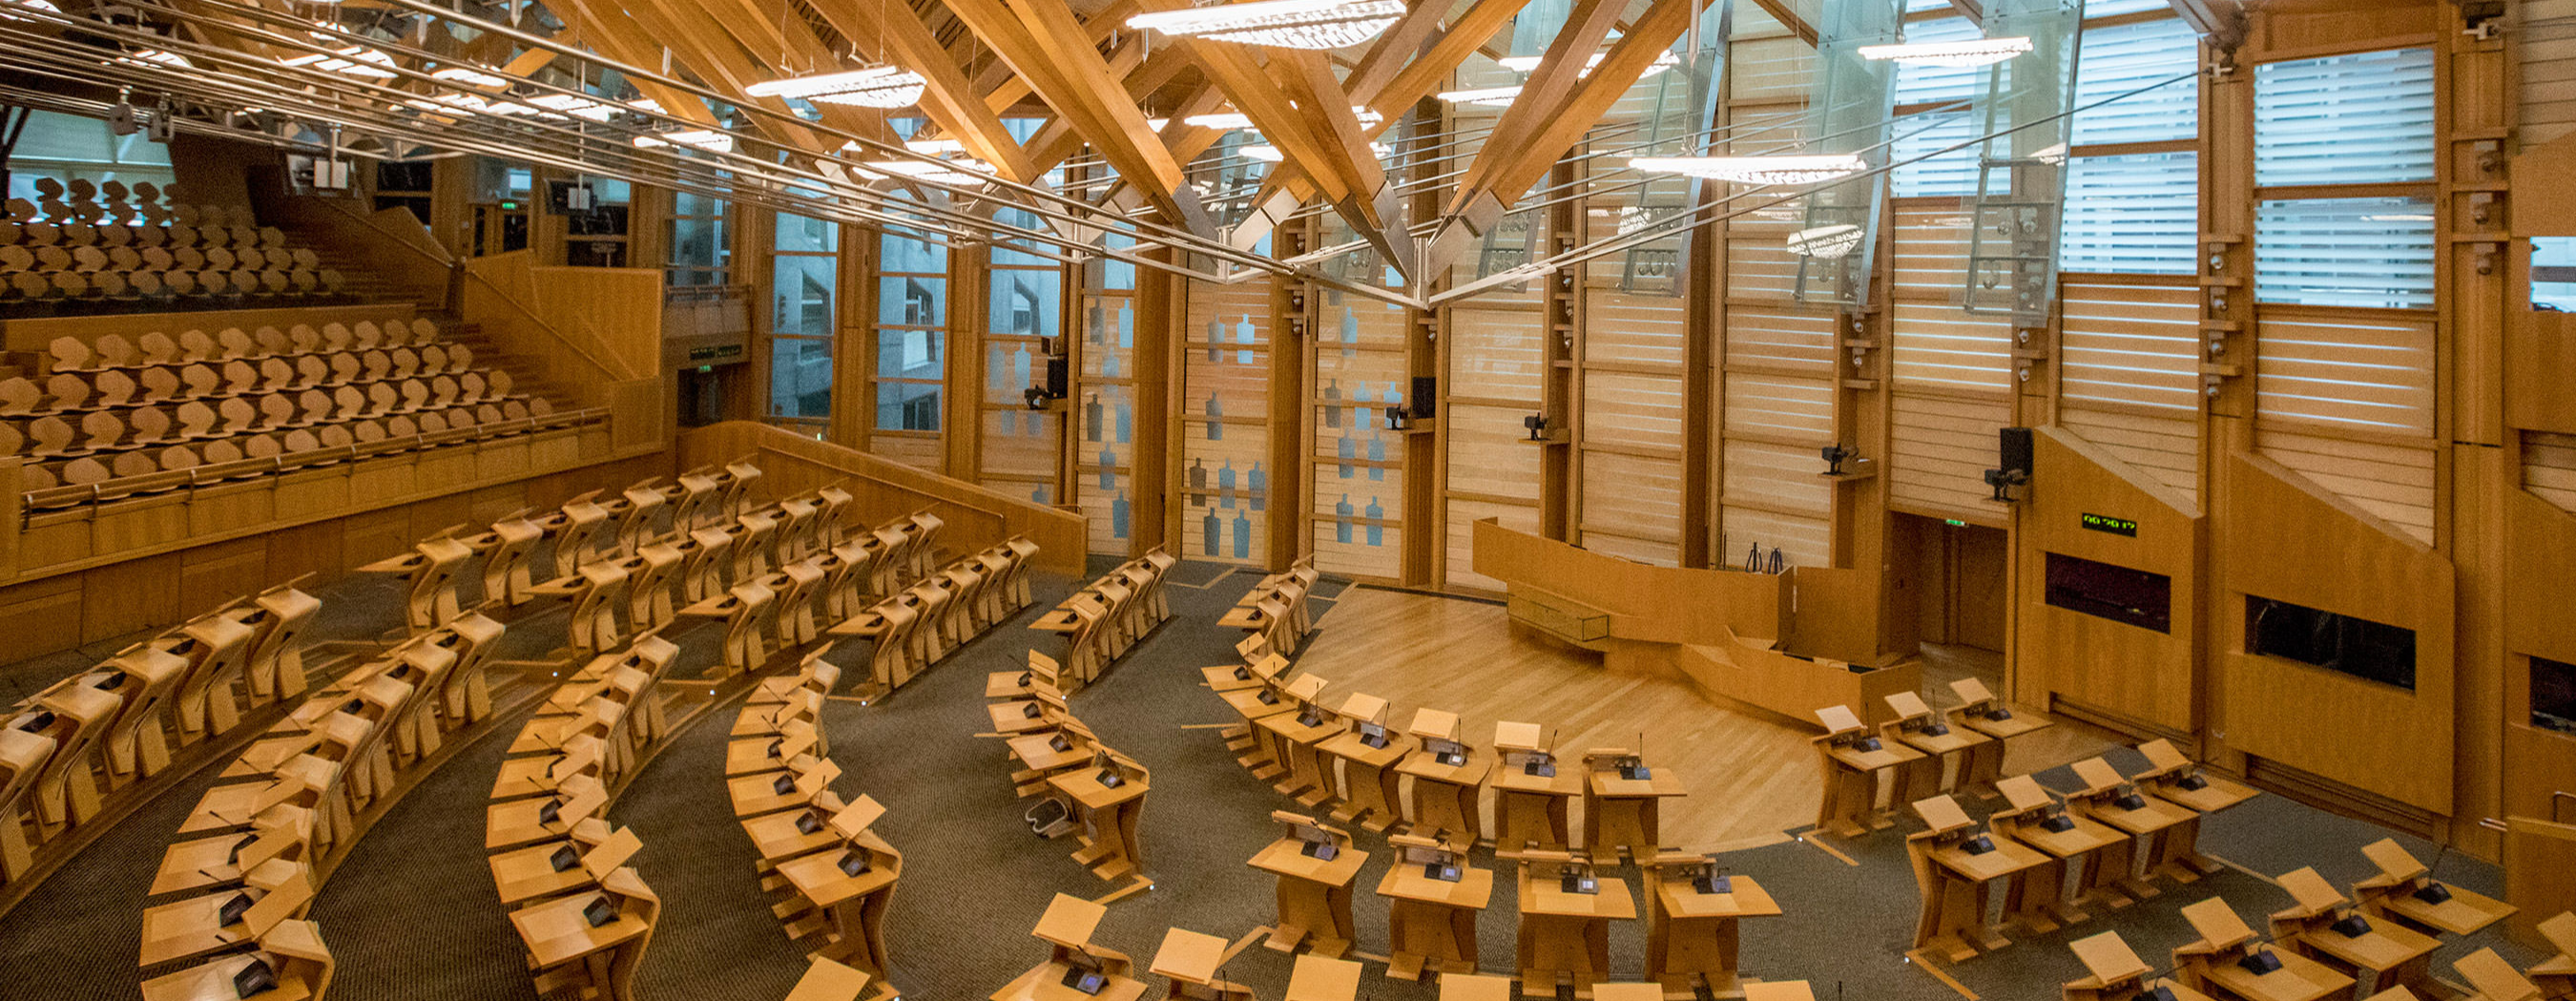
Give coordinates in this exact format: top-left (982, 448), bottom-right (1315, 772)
top-left (1295, 588), bottom-right (2119, 850)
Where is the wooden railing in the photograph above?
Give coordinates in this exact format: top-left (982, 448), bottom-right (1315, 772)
top-left (674, 421), bottom-right (1088, 576)
top-left (458, 252), bottom-right (667, 456)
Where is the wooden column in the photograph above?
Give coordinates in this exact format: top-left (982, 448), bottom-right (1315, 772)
top-left (948, 241), bottom-right (991, 479)
top-left (1132, 245), bottom-right (1176, 555)
top-left (1539, 159), bottom-right (1581, 541)
top-left (2195, 33), bottom-right (2254, 775)
top-left (1405, 99), bottom-right (1446, 587)
top-left (835, 221), bottom-right (878, 449)
top-left (1681, 192), bottom-right (1719, 571)
top-left (1269, 226), bottom-right (1314, 569)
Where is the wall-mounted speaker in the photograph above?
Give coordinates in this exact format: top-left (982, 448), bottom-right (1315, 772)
top-left (1045, 356), bottom-right (1069, 399)
top-left (1410, 375), bottom-right (1437, 419)
top-left (1998, 427), bottom-right (2033, 480)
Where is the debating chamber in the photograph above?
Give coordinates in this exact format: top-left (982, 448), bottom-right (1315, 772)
top-left (5, 0), bottom-right (2576, 998)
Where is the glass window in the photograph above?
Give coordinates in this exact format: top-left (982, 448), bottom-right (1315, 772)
top-left (2254, 48), bottom-right (2436, 186)
top-left (668, 195), bottom-right (730, 286)
top-left (2254, 198), bottom-right (2435, 308)
top-left (2536, 656), bottom-right (2576, 733)
top-left (772, 255), bottom-right (838, 335)
top-left (989, 269), bottom-right (1061, 339)
top-left (876, 327), bottom-right (945, 379)
top-left (2534, 238), bottom-right (2576, 312)
top-left (2248, 595), bottom-right (2417, 691)
top-left (2061, 151), bottom-right (2198, 274)
top-left (2073, 16), bottom-right (2201, 146)
top-left (769, 338), bottom-right (832, 419)
top-left (877, 381), bottom-right (942, 431)
top-left (2046, 553), bottom-right (2172, 634)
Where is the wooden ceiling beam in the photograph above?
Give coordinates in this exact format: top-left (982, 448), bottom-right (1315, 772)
top-left (1446, 0), bottom-right (1631, 210)
top-left (1470, 0), bottom-right (1709, 207)
top-left (813, 0), bottom-right (1041, 182)
top-left (552, 0), bottom-right (724, 128)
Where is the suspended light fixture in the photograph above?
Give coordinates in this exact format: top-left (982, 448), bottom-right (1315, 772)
top-left (1857, 36), bottom-right (2033, 68)
top-left (1182, 107), bottom-right (1381, 132)
top-left (430, 66), bottom-right (509, 88)
top-left (1630, 154), bottom-right (1867, 185)
top-left (858, 158), bottom-right (1000, 185)
top-left (1493, 50), bottom-right (1680, 78)
top-left (743, 65), bottom-right (925, 108)
top-left (1, 0), bottom-right (61, 19)
top-left (634, 129), bottom-right (736, 153)
top-left (1785, 224), bottom-right (1865, 259)
top-left (1127, 0), bottom-right (1406, 51)
top-left (118, 49), bottom-right (193, 69)
top-left (1435, 86), bottom-right (1523, 107)
top-left (904, 137), bottom-right (966, 155)
top-left (527, 93), bottom-right (627, 121)
top-left (281, 29), bottom-right (400, 78)
top-left (1240, 142), bottom-right (1388, 162)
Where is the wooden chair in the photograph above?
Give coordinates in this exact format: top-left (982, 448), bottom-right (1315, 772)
top-left (359, 533), bottom-right (475, 635)
top-left (0, 729), bottom-right (58, 881)
top-left (15, 685), bottom-right (122, 829)
top-left (90, 645), bottom-right (190, 781)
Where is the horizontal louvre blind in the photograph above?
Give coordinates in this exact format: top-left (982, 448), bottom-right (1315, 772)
top-left (1730, 36), bottom-right (1815, 101)
top-left (1717, 507), bottom-right (1830, 572)
top-left (2520, 6), bottom-right (2576, 146)
top-left (2254, 198), bottom-right (2436, 309)
top-left (1725, 219), bottom-right (1803, 299)
top-left (2255, 428), bottom-right (2436, 543)
top-left (2062, 151), bottom-right (2198, 274)
top-left (1724, 306), bottom-right (1839, 371)
top-left (1894, 113), bottom-right (1984, 198)
top-left (1893, 302), bottom-right (2013, 393)
top-left (1587, 288), bottom-right (1689, 366)
top-left (1893, 204), bottom-right (1974, 293)
top-left (2073, 16), bottom-right (2200, 145)
top-left (1722, 373), bottom-right (1836, 442)
top-left (2524, 429), bottom-right (2576, 514)
top-left (1892, 392), bottom-right (2013, 516)
top-left (2254, 48), bottom-right (2436, 185)
top-left (1447, 305), bottom-right (1546, 400)
top-left (2254, 313), bottom-right (2436, 435)
top-left (1582, 370), bottom-right (1687, 452)
top-left (1583, 450), bottom-right (1684, 561)
top-left (1724, 439), bottom-right (1835, 512)
top-left (2060, 282), bottom-right (2200, 411)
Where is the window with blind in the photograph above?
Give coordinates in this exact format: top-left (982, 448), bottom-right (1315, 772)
top-left (2254, 49), bottom-right (2436, 185)
top-left (874, 220), bottom-right (945, 433)
top-left (770, 212), bottom-right (839, 422)
top-left (2535, 238), bottom-right (2576, 311)
top-left (2255, 198), bottom-right (2437, 309)
top-left (1892, 16), bottom-right (1984, 198)
top-left (2072, 16), bottom-right (2200, 146)
top-left (2062, 152), bottom-right (2197, 274)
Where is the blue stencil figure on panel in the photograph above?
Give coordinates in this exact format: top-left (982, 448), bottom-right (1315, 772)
top-left (1031, 485), bottom-right (1048, 505)
top-left (1247, 461), bottom-right (1266, 512)
top-left (1207, 319), bottom-right (1223, 363)
top-left (1087, 302), bottom-right (1105, 344)
top-left (1338, 431), bottom-right (1356, 478)
top-left (1188, 458), bottom-right (1207, 507)
top-left (1206, 391), bottom-right (1222, 440)
top-left (1340, 306), bottom-right (1357, 358)
top-left (1118, 303), bottom-right (1133, 348)
top-left (1321, 378), bottom-right (1341, 428)
top-left (1218, 459), bottom-right (1236, 508)
top-left (1115, 397), bottom-right (1131, 443)
top-left (1084, 392), bottom-right (1101, 442)
top-left (1098, 446), bottom-right (1115, 490)
top-left (1335, 494), bottom-right (1355, 544)
top-left (1111, 490), bottom-right (1129, 539)
top-left (1364, 496), bottom-right (1384, 546)
top-left (1352, 381), bottom-right (1373, 430)
top-left (1011, 344), bottom-right (1029, 390)
top-left (988, 344), bottom-right (1008, 389)
top-left (1234, 315), bottom-right (1255, 365)
top-left (1367, 436), bottom-right (1385, 481)
top-left (1203, 510), bottom-right (1220, 557)
top-left (1232, 510), bottom-right (1251, 559)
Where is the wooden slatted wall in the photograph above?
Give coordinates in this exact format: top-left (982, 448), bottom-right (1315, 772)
top-left (1313, 288), bottom-right (1409, 577)
top-left (1444, 291), bottom-right (1546, 591)
top-left (1182, 280), bottom-right (1274, 563)
top-left (2521, 0), bottom-right (2576, 145)
top-left (2059, 282), bottom-right (2203, 504)
top-left (2526, 430), bottom-right (2576, 513)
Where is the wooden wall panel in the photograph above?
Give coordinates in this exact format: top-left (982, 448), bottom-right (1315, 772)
top-left (1714, 507), bottom-right (1830, 573)
top-left (1448, 305), bottom-right (1548, 400)
top-left (2221, 450), bottom-right (2456, 814)
top-left (1890, 392), bottom-right (2013, 521)
top-left (1446, 497), bottom-right (1540, 593)
top-left (1313, 289), bottom-right (1410, 578)
top-left (2254, 428), bottom-right (2439, 544)
top-left (1723, 219), bottom-right (1803, 300)
top-left (1580, 450), bottom-right (1684, 561)
top-left (1892, 303), bottom-right (2014, 394)
top-left (2518, 0), bottom-right (2576, 146)
top-left (2059, 408), bottom-right (2202, 507)
top-left (1722, 374), bottom-right (1836, 442)
top-left (2503, 490), bottom-right (2576, 820)
top-left (2060, 282), bottom-right (2201, 414)
top-left (1723, 306), bottom-right (1839, 370)
top-left (1585, 291), bottom-right (1689, 366)
top-left (1891, 203), bottom-right (1974, 294)
top-left (2014, 428), bottom-right (2202, 735)
top-left (1181, 282), bottom-right (1275, 564)
top-left (2254, 313), bottom-right (2437, 436)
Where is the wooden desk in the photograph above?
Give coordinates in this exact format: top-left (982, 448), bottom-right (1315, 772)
top-left (1008, 732), bottom-right (1094, 775)
top-left (1992, 774), bottom-right (2134, 926)
top-left (2351, 838), bottom-right (2518, 937)
top-left (509, 869), bottom-right (655, 1001)
top-left (1514, 856), bottom-right (1635, 998)
top-left (1581, 758), bottom-right (1687, 865)
top-left (1907, 796), bottom-right (2050, 960)
top-left (1883, 691), bottom-right (1990, 802)
top-left (1376, 842), bottom-right (1492, 981)
top-left (2525, 911), bottom-right (2574, 1000)
top-left (2292, 916), bottom-right (2440, 999)
top-left (1050, 765), bottom-right (1148, 883)
top-left (776, 838), bottom-right (902, 976)
top-left (1317, 724), bottom-right (1408, 832)
top-left (488, 825), bottom-right (638, 907)
top-left (1247, 825), bottom-right (1368, 957)
top-left (2456, 947), bottom-right (2546, 1001)
top-left (2063, 930), bottom-right (2216, 1001)
top-left (1148, 928), bottom-right (1254, 1001)
top-left (1256, 702), bottom-right (1344, 803)
top-left (1223, 679), bottom-right (1304, 774)
top-left (740, 804), bottom-right (844, 863)
top-left (2133, 740), bottom-right (2258, 881)
top-left (2196, 949), bottom-right (2354, 1001)
top-left (1644, 860), bottom-right (1780, 994)
top-left (1396, 746), bottom-right (1489, 853)
top-left (1282, 954), bottom-right (1361, 1001)
top-left (137, 859), bottom-right (312, 967)
top-left (1807, 704), bottom-right (1919, 838)
top-left (2069, 758), bottom-right (2195, 900)
top-left (1947, 678), bottom-right (2050, 797)
top-left (992, 962), bottom-right (1149, 1001)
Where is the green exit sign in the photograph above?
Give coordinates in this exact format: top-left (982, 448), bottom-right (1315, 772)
top-left (1943, 519), bottom-right (1968, 527)
top-left (2081, 512), bottom-right (2138, 537)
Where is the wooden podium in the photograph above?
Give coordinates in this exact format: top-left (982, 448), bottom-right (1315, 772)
top-left (2067, 757), bottom-right (2195, 901)
top-left (1377, 834), bottom-right (1491, 981)
top-left (2268, 866), bottom-right (2439, 1000)
top-left (1148, 928), bottom-right (1254, 1001)
top-left (1283, 954), bottom-right (1361, 1001)
top-left (1811, 704), bottom-right (1922, 838)
top-left (2350, 837), bottom-right (2517, 937)
top-left (1946, 678), bottom-right (2049, 798)
top-left (774, 796), bottom-right (902, 987)
top-left (1579, 747), bottom-right (1687, 865)
top-left (1643, 850), bottom-right (1780, 994)
top-left (1254, 676), bottom-right (1342, 802)
top-left (1248, 811), bottom-right (1370, 957)
top-left (2171, 895), bottom-right (2353, 1001)
top-left (1317, 694), bottom-right (1409, 832)
top-left (1394, 708), bottom-right (1487, 852)
top-left (1050, 751), bottom-right (1150, 884)
top-left (1513, 850), bottom-right (1634, 998)
top-left (511, 866), bottom-right (659, 1001)
top-left (1882, 691), bottom-right (1991, 802)
top-left (1216, 656), bottom-right (1296, 770)
top-left (2063, 930), bottom-right (2215, 1001)
top-left (1990, 774), bottom-right (2129, 928)
top-left (2131, 739), bottom-right (2257, 881)
top-left (1493, 721), bottom-right (1579, 855)
top-left (2455, 948), bottom-right (2546, 1001)
top-left (1905, 794), bottom-right (2048, 961)
top-left (994, 894), bottom-right (1148, 1001)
